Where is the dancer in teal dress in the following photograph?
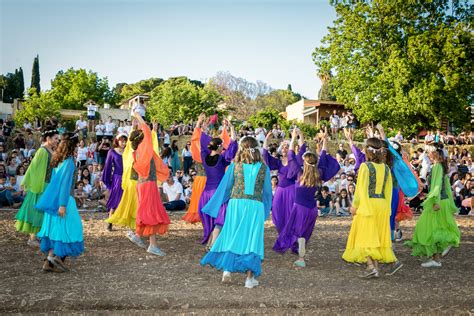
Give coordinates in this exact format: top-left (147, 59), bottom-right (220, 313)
top-left (36, 133), bottom-right (84, 272)
top-left (201, 136), bottom-right (272, 289)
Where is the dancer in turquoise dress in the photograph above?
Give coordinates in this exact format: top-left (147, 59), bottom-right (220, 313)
top-left (36, 133), bottom-right (84, 272)
top-left (201, 136), bottom-right (272, 289)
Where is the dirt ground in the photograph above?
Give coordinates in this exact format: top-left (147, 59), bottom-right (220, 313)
top-left (0, 210), bottom-right (473, 315)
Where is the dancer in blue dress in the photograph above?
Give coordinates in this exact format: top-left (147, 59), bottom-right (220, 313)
top-left (201, 136), bottom-right (272, 289)
top-left (36, 133), bottom-right (84, 272)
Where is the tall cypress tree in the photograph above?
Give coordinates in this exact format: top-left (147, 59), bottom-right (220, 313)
top-left (30, 54), bottom-right (40, 94)
top-left (18, 67), bottom-right (24, 98)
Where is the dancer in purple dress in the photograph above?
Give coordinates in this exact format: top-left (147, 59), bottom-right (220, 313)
top-left (196, 114), bottom-right (238, 247)
top-left (263, 131), bottom-right (307, 233)
top-left (102, 133), bottom-right (128, 231)
top-left (273, 128), bottom-right (339, 267)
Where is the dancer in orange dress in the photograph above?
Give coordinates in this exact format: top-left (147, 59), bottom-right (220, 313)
top-left (182, 122), bottom-right (231, 224)
top-left (129, 112), bottom-right (170, 256)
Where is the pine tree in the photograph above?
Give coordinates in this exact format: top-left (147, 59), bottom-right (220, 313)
top-left (30, 54), bottom-right (40, 95)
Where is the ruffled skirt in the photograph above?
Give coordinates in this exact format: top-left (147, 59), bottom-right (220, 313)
top-left (198, 188), bottom-right (228, 244)
top-left (405, 199), bottom-right (460, 257)
top-left (182, 176), bottom-right (206, 224)
top-left (273, 203), bottom-right (318, 254)
top-left (106, 180), bottom-right (137, 229)
top-left (37, 196), bottom-right (84, 257)
top-left (201, 199), bottom-right (265, 277)
top-left (272, 185), bottom-right (295, 233)
top-left (15, 191), bottom-right (44, 235)
top-left (342, 208), bottom-right (396, 264)
top-left (135, 181), bottom-right (170, 237)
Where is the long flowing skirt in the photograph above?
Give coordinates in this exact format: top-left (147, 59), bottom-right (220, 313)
top-left (106, 180), bottom-right (138, 229)
top-left (273, 203), bottom-right (318, 254)
top-left (37, 196), bottom-right (84, 257)
top-left (106, 174), bottom-right (124, 211)
top-left (136, 181), bottom-right (170, 237)
top-left (15, 191), bottom-right (44, 235)
top-left (182, 176), bottom-right (206, 224)
top-left (271, 185), bottom-right (295, 233)
top-left (201, 199), bottom-right (265, 277)
top-left (405, 199), bottom-right (460, 257)
top-left (342, 208), bottom-right (397, 264)
top-left (198, 188), bottom-right (228, 244)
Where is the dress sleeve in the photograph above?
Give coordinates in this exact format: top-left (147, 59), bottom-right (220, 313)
top-left (262, 166), bottom-right (273, 220)
top-left (58, 159), bottom-right (75, 208)
top-left (223, 140), bottom-right (238, 164)
top-left (295, 143), bottom-right (307, 167)
top-left (202, 163), bottom-right (235, 218)
top-left (318, 150), bottom-right (341, 182)
top-left (191, 128), bottom-right (202, 163)
top-left (101, 150), bottom-right (114, 190)
top-left (286, 149), bottom-right (302, 179)
top-left (220, 128), bottom-right (231, 149)
top-left (351, 144), bottom-right (366, 175)
top-left (200, 130), bottom-right (213, 163)
top-left (422, 164), bottom-right (442, 208)
top-left (133, 123), bottom-right (154, 178)
top-left (22, 147), bottom-right (48, 194)
top-left (263, 149), bottom-right (281, 171)
top-left (121, 140), bottom-right (134, 190)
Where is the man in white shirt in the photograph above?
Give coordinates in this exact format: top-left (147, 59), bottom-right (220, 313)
top-left (255, 123), bottom-right (266, 145)
top-left (123, 120), bottom-right (132, 135)
top-left (104, 116), bottom-right (116, 140)
top-left (95, 119), bottom-right (105, 142)
top-left (86, 102), bottom-right (99, 132)
top-left (76, 115), bottom-right (88, 138)
top-left (329, 110), bottom-right (340, 140)
top-left (162, 174), bottom-right (186, 211)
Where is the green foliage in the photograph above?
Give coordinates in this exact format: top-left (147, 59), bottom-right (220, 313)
top-left (147, 78), bottom-right (222, 126)
top-left (248, 106), bottom-right (283, 130)
top-left (30, 55), bottom-right (40, 95)
top-left (15, 89), bottom-right (61, 125)
top-left (313, 0), bottom-right (473, 134)
top-left (49, 68), bottom-right (118, 109)
top-left (254, 89), bottom-right (300, 113)
top-left (1, 69), bottom-right (24, 102)
top-left (117, 78), bottom-right (164, 103)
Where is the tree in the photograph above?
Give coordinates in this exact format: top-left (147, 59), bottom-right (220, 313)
top-left (313, 0), bottom-right (473, 134)
top-left (147, 77), bottom-right (222, 126)
top-left (15, 89), bottom-right (61, 125)
top-left (49, 68), bottom-right (118, 109)
top-left (317, 70), bottom-right (335, 101)
top-left (1, 70), bottom-right (23, 102)
top-left (254, 89), bottom-right (300, 112)
top-left (248, 106), bottom-right (284, 131)
top-left (30, 55), bottom-right (40, 95)
top-left (18, 68), bottom-right (24, 98)
top-left (117, 78), bottom-right (164, 103)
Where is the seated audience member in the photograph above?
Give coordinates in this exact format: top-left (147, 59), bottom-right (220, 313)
top-left (74, 181), bottom-right (88, 209)
top-left (335, 188), bottom-right (351, 216)
top-left (0, 175), bottom-right (21, 207)
top-left (162, 174), bottom-right (186, 211)
top-left (317, 186), bottom-right (334, 216)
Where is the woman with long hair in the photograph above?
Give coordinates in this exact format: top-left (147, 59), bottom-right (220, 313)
top-left (170, 140), bottom-right (181, 175)
top-left (36, 132), bottom-right (84, 272)
top-left (182, 141), bottom-right (193, 175)
top-left (128, 112), bottom-right (170, 256)
top-left (201, 136), bottom-right (272, 288)
top-left (273, 128), bottom-right (339, 267)
top-left (198, 114), bottom-right (238, 248)
top-left (106, 119), bottom-right (153, 248)
top-left (342, 137), bottom-right (396, 278)
top-left (15, 127), bottom-right (59, 248)
top-left (405, 146), bottom-right (461, 267)
top-left (102, 133), bottom-right (128, 231)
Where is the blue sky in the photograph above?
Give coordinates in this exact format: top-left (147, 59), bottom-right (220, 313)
top-left (1, 0), bottom-right (336, 99)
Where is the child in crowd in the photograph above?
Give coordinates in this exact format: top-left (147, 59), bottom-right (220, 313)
top-left (74, 181), bottom-right (88, 209)
top-left (317, 186), bottom-right (334, 216)
top-left (335, 188), bottom-right (351, 216)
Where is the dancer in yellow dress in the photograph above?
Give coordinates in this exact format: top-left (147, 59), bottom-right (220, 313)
top-left (106, 120), bottom-right (160, 248)
top-left (342, 137), bottom-right (397, 278)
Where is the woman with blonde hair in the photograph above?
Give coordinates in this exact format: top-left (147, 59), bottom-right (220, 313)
top-left (273, 128), bottom-right (339, 267)
top-left (342, 137), bottom-right (396, 278)
top-left (201, 136), bottom-right (272, 288)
